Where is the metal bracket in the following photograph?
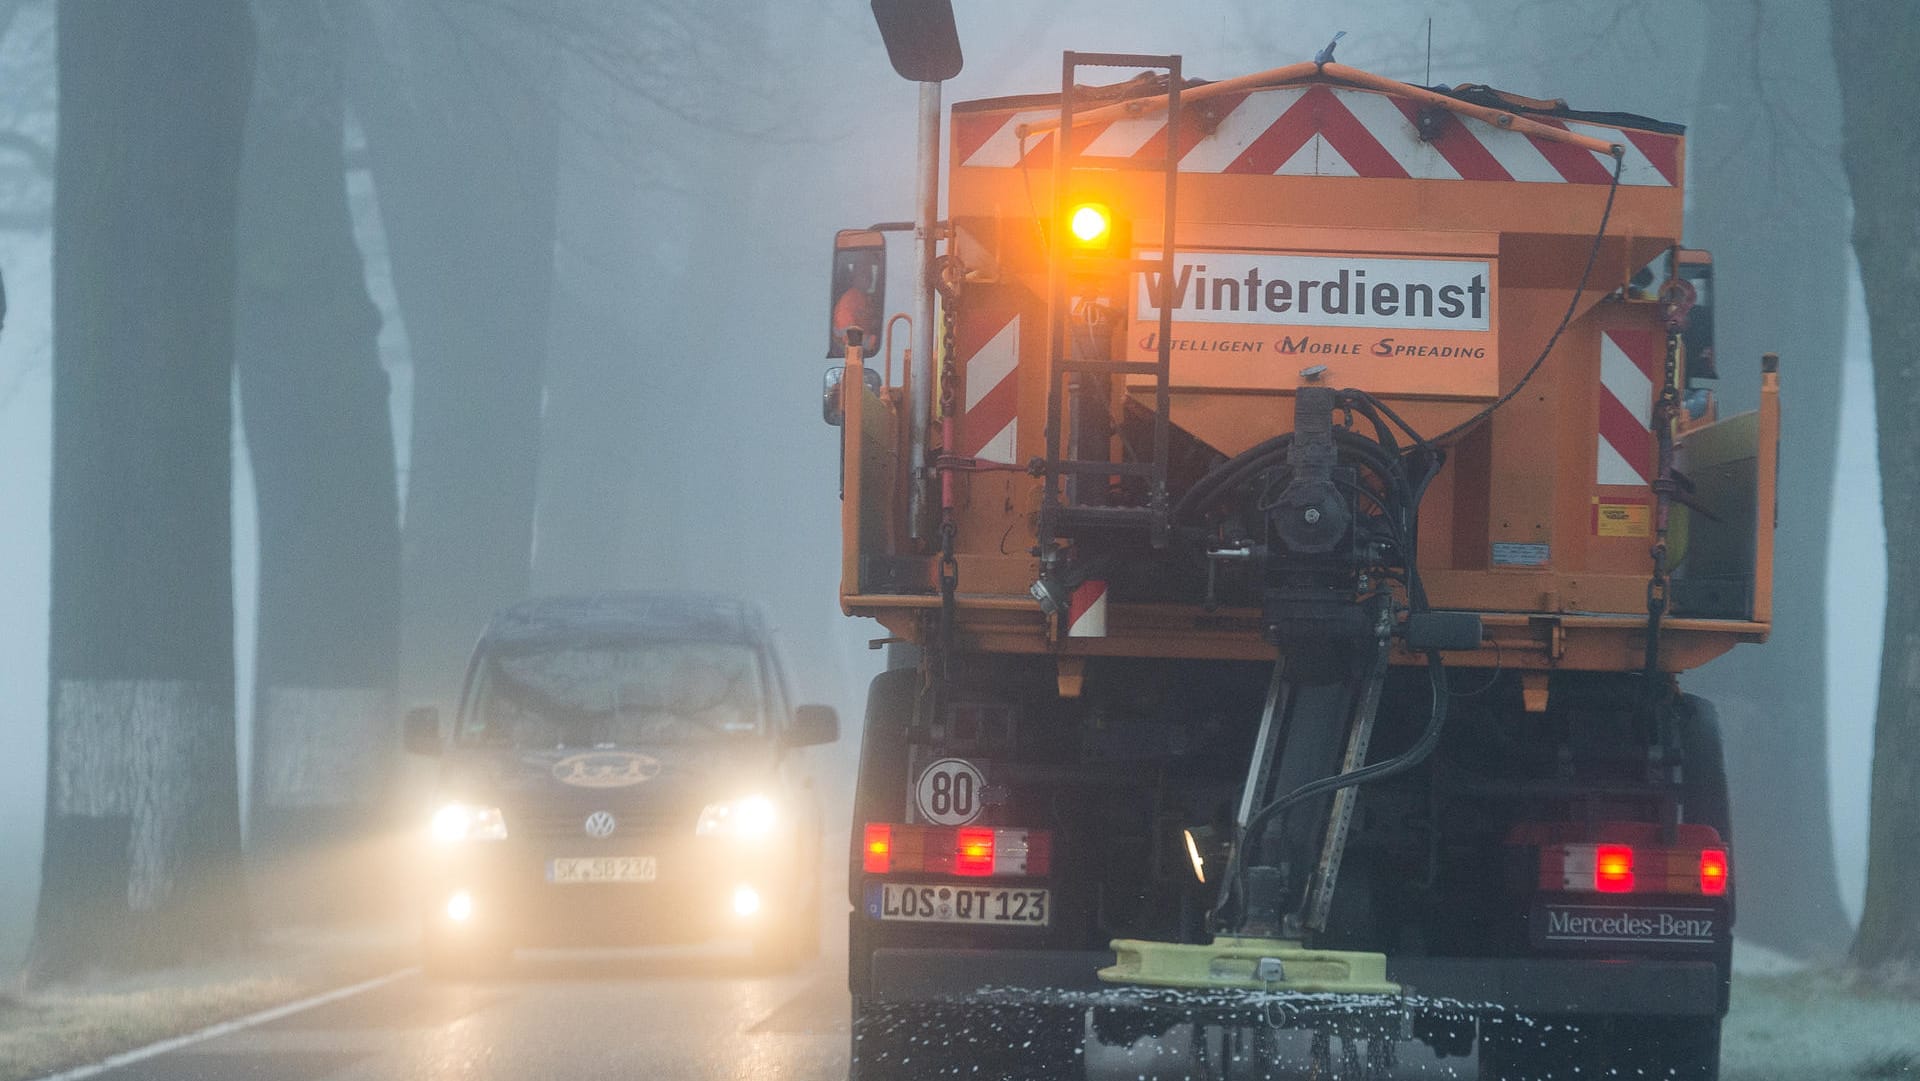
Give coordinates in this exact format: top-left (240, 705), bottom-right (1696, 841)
top-left (1301, 606), bottom-right (1395, 935)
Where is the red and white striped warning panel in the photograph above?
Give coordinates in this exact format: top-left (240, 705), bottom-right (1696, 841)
top-left (953, 293), bottom-right (1021, 464)
top-left (1597, 329), bottom-right (1658, 487)
top-left (1067, 579), bottom-right (1109, 638)
top-left (954, 85), bottom-right (1678, 187)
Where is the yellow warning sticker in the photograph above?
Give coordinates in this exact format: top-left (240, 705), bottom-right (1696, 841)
top-left (1595, 501), bottom-right (1651, 537)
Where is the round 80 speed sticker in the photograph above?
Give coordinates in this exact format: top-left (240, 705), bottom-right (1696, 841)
top-left (914, 757), bottom-right (985, 826)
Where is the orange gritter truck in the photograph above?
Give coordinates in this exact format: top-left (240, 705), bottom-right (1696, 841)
top-left (825, 8), bottom-right (1777, 1079)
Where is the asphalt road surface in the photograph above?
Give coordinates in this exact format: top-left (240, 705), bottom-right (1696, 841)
top-left (75, 946), bottom-right (849, 1081)
top-left (67, 928), bottom-right (1487, 1081)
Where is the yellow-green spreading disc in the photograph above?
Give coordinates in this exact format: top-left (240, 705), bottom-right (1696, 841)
top-left (1098, 936), bottom-right (1401, 994)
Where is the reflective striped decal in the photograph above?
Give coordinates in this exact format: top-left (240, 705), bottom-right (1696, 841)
top-left (1597, 329), bottom-right (1658, 487)
top-left (953, 85), bottom-right (1677, 187)
top-left (1066, 579), bottom-right (1108, 638)
top-left (954, 297), bottom-right (1021, 464)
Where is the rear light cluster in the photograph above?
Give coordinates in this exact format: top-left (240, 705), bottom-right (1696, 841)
top-left (863, 823), bottom-right (1051, 878)
top-left (1509, 821), bottom-right (1730, 897)
top-left (1538, 843), bottom-right (1729, 896)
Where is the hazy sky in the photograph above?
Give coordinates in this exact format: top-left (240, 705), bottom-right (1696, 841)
top-left (0, 0), bottom-right (1883, 971)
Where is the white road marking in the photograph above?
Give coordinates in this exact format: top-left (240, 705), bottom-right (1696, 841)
top-left (32, 967), bottom-right (417, 1081)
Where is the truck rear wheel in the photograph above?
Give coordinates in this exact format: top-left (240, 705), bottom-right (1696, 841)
top-left (848, 668), bottom-right (918, 890)
top-left (1481, 692), bottom-right (1730, 1080)
top-left (1679, 692), bottom-right (1735, 999)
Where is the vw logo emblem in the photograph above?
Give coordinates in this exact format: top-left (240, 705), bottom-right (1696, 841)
top-left (583, 811), bottom-right (617, 839)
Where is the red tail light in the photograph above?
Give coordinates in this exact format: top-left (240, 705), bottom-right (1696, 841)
top-left (954, 827), bottom-right (995, 876)
top-left (1699, 848), bottom-right (1728, 896)
top-left (1594, 845), bottom-right (1635, 893)
top-left (863, 823), bottom-right (892, 874)
top-left (860, 823), bottom-right (1051, 878)
top-left (1521, 823), bottom-right (1731, 897)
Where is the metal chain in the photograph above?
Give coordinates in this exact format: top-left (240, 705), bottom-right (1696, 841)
top-left (1643, 317), bottom-right (1684, 706)
top-left (938, 275), bottom-right (959, 434)
top-left (936, 289), bottom-right (961, 682)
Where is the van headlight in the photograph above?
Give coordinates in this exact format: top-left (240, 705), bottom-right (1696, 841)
top-left (431, 802), bottom-right (508, 843)
top-left (696, 795), bottom-right (779, 840)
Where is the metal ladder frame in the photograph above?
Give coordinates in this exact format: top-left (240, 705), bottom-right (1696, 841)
top-left (1038, 51), bottom-right (1182, 555)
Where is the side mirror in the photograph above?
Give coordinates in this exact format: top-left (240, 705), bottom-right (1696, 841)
top-left (870, 0), bottom-right (963, 82)
top-left (403, 706), bottom-right (442, 756)
top-left (823, 364), bottom-right (884, 426)
top-left (786, 705), bottom-right (840, 747)
top-left (829, 229), bottom-right (886, 359)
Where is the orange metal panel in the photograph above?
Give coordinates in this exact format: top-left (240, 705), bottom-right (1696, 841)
top-left (836, 69), bottom-right (1771, 676)
top-left (844, 595), bottom-right (1762, 672)
top-left (839, 345), bottom-right (866, 610)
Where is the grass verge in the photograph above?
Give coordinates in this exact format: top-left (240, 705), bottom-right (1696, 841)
top-left (0, 926), bottom-right (410, 1081)
top-left (1723, 969), bottom-right (1920, 1081)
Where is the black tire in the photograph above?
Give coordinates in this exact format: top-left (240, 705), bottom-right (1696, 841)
top-left (1676, 694), bottom-right (1731, 845)
top-left (847, 669), bottom-right (918, 1004)
top-left (1677, 692), bottom-right (1736, 1013)
top-left (848, 668), bottom-right (920, 905)
top-left (1478, 1014), bottom-right (1720, 1081)
top-left (1480, 695), bottom-right (1730, 1080)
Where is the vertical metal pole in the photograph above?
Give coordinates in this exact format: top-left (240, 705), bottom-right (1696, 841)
top-left (841, 339), bottom-right (867, 602)
top-left (1039, 52), bottom-right (1076, 555)
top-left (909, 79), bottom-right (941, 543)
top-left (1151, 59), bottom-right (1179, 547)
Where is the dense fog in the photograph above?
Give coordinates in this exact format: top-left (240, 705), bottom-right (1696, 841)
top-left (0, 0), bottom-right (1884, 979)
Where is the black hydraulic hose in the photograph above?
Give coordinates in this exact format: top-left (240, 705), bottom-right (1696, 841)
top-left (1344, 390), bottom-right (1432, 455)
top-left (1172, 433), bottom-right (1294, 523)
top-left (1209, 649), bottom-right (1451, 932)
top-left (1175, 398), bottom-right (1400, 524)
top-left (1432, 153), bottom-right (1625, 445)
top-left (1175, 428), bottom-right (1406, 526)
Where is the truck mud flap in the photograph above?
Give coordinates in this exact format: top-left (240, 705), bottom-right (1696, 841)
top-left (867, 947), bottom-right (1724, 1019)
top-left (1387, 957), bottom-right (1724, 1017)
top-left (866, 948), bottom-right (1112, 1001)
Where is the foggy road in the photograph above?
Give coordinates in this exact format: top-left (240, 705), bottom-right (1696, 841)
top-left (57, 934), bottom-right (1483, 1081)
top-left (69, 949), bottom-right (853, 1081)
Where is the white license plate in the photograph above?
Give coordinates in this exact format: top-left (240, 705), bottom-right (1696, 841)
top-left (867, 882), bottom-right (1049, 926)
top-left (548, 856), bottom-right (657, 884)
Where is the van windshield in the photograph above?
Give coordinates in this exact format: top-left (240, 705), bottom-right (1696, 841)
top-left (460, 640), bottom-right (767, 749)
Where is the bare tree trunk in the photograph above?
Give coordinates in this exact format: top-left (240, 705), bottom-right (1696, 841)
top-left (1832, 0), bottom-right (1920, 974)
top-left (1682, 0), bottom-right (1855, 958)
top-left (344, 0), bottom-right (559, 706)
top-left (235, 0), bottom-right (400, 914)
top-left (32, 0), bottom-right (254, 982)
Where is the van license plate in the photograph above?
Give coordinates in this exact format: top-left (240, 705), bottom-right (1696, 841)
top-left (867, 883), bottom-right (1049, 926)
top-left (549, 856), bottom-right (657, 884)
